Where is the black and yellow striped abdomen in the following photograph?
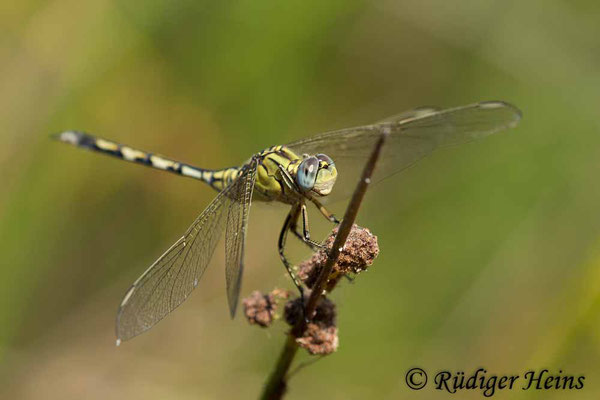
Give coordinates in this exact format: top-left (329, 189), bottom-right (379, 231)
top-left (55, 131), bottom-right (241, 191)
top-left (55, 131), bottom-right (304, 203)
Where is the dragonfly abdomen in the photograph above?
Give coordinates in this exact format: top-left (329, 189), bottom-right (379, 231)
top-left (205, 167), bottom-right (243, 192)
top-left (55, 131), bottom-right (218, 186)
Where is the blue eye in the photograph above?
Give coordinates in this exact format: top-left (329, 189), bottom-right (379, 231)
top-left (296, 157), bottom-right (319, 191)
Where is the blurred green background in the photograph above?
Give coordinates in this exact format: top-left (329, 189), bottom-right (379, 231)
top-left (2, 0), bottom-right (600, 399)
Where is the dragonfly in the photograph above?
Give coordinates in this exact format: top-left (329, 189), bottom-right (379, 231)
top-left (54, 100), bottom-right (521, 343)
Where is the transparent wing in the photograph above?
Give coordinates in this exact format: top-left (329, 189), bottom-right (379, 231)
top-left (376, 106), bottom-right (439, 123)
top-left (287, 101), bottom-right (521, 203)
top-left (225, 159), bottom-right (257, 317)
top-left (116, 163), bottom-right (257, 342)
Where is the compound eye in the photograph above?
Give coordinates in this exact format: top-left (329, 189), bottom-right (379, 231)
top-left (296, 157), bottom-right (319, 191)
top-left (316, 153), bottom-right (334, 166)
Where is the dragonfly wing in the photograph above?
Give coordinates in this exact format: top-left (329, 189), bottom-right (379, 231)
top-left (287, 101), bottom-right (521, 203)
top-left (375, 106), bottom-right (440, 124)
top-left (225, 159), bottom-right (258, 317)
top-left (116, 164), bottom-right (256, 342)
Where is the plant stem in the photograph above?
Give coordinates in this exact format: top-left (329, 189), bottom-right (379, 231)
top-left (260, 131), bottom-right (388, 400)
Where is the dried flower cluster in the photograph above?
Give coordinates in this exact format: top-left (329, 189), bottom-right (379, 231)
top-left (242, 289), bottom-right (290, 327)
top-left (243, 224), bottom-right (379, 356)
top-left (284, 294), bottom-right (338, 355)
top-left (298, 224), bottom-right (379, 291)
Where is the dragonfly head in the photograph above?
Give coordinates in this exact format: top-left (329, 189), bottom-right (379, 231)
top-left (296, 153), bottom-right (337, 196)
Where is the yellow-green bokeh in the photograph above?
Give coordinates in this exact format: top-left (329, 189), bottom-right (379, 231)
top-left (2, 1), bottom-right (600, 399)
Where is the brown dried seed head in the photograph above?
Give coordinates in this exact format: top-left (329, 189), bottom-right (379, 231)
top-left (330, 224), bottom-right (379, 273)
top-left (243, 290), bottom-right (288, 328)
top-left (284, 295), bottom-right (336, 327)
top-left (298, 224), bottom-right (379, 289)
top-left (296, 324), bottom-right (339, 355)
top-left (284, 295), bottom-right (338, 355)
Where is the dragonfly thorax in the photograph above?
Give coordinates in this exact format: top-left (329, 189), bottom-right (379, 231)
top-left (252, 147), bottom-right (337, 204)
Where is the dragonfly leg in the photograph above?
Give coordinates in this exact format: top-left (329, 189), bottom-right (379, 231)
top-left (300, 201), bottom-right (325, 248)
top-left (309, 197), bottom-right (340, 224)
top-left (290, 224), bottom-right (321, 251)
top-left (289, 202), bottom-right (324, 250)
top-left (279, 204), bottom-right (305, 300)
top-left (300, 201), bottom-right (311, 239)
top-left (276, 164), bottom-right (322, 249)
top-left (277, 164), bottom-right (299, 192)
